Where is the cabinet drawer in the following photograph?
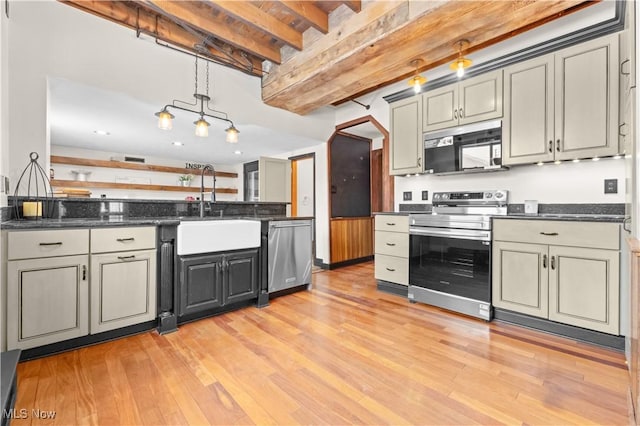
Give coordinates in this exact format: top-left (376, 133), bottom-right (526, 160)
top-left (375, 231), bottom-right (408, 257)
top-left (493, 219), bottom-right (619, 250)
top-left (91, 227), bottom-right (156, 253)
top-left (374, 254), bottom-right (408, 285)
top-left (375, 215), bottom-right (409, 232)
top-left (8, 229), bottom-right (89, 260)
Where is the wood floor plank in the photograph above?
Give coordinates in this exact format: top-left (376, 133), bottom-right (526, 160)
top-left (13, 261), bottom-right (630, 425)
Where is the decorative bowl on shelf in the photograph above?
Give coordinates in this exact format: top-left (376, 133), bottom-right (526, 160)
top-left (71, 170), bottom-right (92, 181)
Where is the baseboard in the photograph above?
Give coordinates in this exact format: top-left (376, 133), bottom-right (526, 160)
top-left (326, 255), bottom-right (374, 270)
top-left (377, 280), bottom-right (409, 297)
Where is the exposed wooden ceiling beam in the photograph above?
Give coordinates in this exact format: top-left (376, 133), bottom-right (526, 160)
top-left (147, 0), bottom-right (282, 63)
top-left (277, 1), bottom-right (329, 34)
top-left (61, 0), bottom-right (264, 76)
top-left (342, 1), bottom-right (361, 13)
top-left (262, 0), bottom-right (589, 115)
top-left (206, 0), bottom-right (303, 50)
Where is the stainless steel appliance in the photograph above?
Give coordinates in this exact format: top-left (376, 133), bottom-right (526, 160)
top-left (268, 220), bottom-right (313, 293)
top-left (423, 120), bottom-right (504, 175)
top-left (408, 190), bottom-right (508, 320)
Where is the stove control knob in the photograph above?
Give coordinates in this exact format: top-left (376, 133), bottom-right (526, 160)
top-left (441, 193), bottom-right (449, 200)
top-left (485, 192), bottom-right (493, 199)
top-left (433, 193), bottom-right (440, 200)
top-left (494, 191), bottom-right (505, 199)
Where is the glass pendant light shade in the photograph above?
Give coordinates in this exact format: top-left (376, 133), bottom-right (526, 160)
top-left (225, 124), bottom-right (240, 143)
top-left (450, 40), bottom-right (472, 78)
top-left (155, 109), bottom-right (175, 130)
top-left (408, 75), bottom-right (427, 94)
top-left (194, 117), bottom-right (210, 137)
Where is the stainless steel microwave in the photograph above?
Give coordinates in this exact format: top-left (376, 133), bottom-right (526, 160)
top-left (423, 120), bottom-right (503, 175)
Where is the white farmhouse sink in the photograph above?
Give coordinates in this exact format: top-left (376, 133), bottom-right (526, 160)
top-left (177, 220), bottom-right (261, 255)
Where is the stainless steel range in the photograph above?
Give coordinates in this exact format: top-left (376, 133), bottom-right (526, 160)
top-left (408, 190), bottom-right (508, 320)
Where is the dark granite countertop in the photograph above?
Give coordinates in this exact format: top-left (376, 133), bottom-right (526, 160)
top-left (0, 215), bottom-right (314, 230)
top-left (498, 213), bottom-right (625, 223)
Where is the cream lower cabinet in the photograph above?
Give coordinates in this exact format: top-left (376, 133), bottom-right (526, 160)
top-left (493, 220), bottom-right (620, 335)
top-left (90, 227), bottom-right (157, 334)
top-left (374, 215), bottom-right (409, 285)
top-left (6, 229), bottom-right (90, 350)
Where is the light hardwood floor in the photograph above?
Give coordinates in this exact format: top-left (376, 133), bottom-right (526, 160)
top-left (13, 262), bottom-right (630, 425)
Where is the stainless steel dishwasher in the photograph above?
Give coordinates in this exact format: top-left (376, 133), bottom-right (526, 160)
top-left (268, 219), bottom-right (313, 293)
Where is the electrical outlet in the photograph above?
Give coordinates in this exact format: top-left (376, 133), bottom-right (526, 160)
top-left (403, 191), bottom-right (412, 201)
top-left (422, 190), bottom-right (429, 200)
top-left (604, 179), bottom-right (618, 194)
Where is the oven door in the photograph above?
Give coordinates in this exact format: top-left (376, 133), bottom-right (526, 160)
top-left (409, 227), bottom-right (491, 302)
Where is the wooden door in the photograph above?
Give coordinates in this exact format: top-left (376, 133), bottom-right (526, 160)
top-left (390, 95), bottom-right (423, 175)
top-left (291, 155), bottom-right (314, 218)
top-left (422, 83), bottom-right (457, 131)
top-left (555, 34), bottom-right (619, 160)
top-left (458, 70), bottom-right (503, 125)
top-left (90, 249), bottom-right (156, 334)
top-left (548, 245), bottom-right (619, 334)
top-left (7, 255), bottom-right (89, 350)
top-left (492, 241), bottom-right (549, 318)
top-left (502, 55), bottom-right (555, 165)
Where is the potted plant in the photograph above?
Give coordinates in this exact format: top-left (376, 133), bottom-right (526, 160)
top-left (178, 174), bottom-right (194, 187)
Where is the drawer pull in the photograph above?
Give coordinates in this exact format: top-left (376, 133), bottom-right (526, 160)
top-left (386, 243), bottom-right (396, 246)
top-left (117, 255), bottom-right (136, 261)
top-left (386, 222), bottom-right (396, 226)
top-left (39, 242), bottom-right (63, 246)
top-left (385, 267), bottom-right (396, 272)
top-left (550, 255), bottom-right (556, 270)
top-left (539, 232), bottom-right (558, 236)
top-left (542, 254), bottom-right (547, 269)
top-left (116, 237), bottom-right (135, 242)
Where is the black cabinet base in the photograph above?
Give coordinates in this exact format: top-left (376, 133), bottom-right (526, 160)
top-left (493, 308), bottom-right (625, 351)
top-left (157, 312), bottom-right (178, 334)
top-left (19, 320), bottom-right (157, 361)
top-left (376, 280), bottom-right (409, 297)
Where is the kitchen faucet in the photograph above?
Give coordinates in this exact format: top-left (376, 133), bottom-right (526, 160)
top-left (199, 164), bottom-right (216, 218)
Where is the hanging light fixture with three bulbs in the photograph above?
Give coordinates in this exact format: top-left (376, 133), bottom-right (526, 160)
top-left (155, 54), bottom-right (240, 143)
top-left (407, 58), bottom-right (427, 94)
top-left (450, 39), bottom-right (472, 78)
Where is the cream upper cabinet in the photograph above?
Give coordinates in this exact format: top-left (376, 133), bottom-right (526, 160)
top-left (423, 70), bottom-right (503, 132)
top-left (502, 55), bottom-right (555, 165)
top-left (492, 219), bottom-right (620, 335)
top-left (555, 34), bottom-right (619, 161)
top-left (390, 95), bottom-right (423, 175)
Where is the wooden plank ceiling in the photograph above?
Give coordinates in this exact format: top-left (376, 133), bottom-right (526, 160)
top-left (62, 0), bottom-right (594, 115)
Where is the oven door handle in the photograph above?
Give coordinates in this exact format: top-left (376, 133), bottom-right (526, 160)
top-left (410, 227), bottom-right (491, 242)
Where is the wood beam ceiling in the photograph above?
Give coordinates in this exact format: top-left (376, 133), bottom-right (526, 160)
top-left (277, 1), bottom-right (329, 34)
top-left (262, 0), bottom-right (591, 115)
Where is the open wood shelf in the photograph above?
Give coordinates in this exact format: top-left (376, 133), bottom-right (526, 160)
top-left (50, 155), bottom-right (238, 178)
top-left (51, 179), bottom-right (238, 194)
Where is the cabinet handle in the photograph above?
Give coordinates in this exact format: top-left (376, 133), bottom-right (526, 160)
top-left (550, 255), bottom-right (556, 270)
top-left (621, 59), bottom-right (631, 76)
top-left (548, 140), bottom-right (553, 153)
top-left (386, 267), bottom-right (396, 272)
top-left (386, 222), bottom-right (396, 226)
top-left (117, 255), bottom-right (136, 261)
top-left (556, 139), bottom-right (561, 152)
top-left (624, 217), bottom-right (632, 233)
top-left (542, 254), bottom-right (547, 269)
top-left (619, 123), bottom-right (628, 137)
top-left (39, 242), bottom-right (62, 246)
top-left (116, 237), bottom-right (135, 242)
top-left (417, 157), bottom-right (421, 167)
top-left (540, 232), bottom-right (559, 236)
top-left (453, 109), bottom-right (458, 119)
top-left (386, 242), bottom-right (396, 246)
top-left (82, 265), bottom-right (87, 281)
top-left (459, 107), bottom-right (463, 118)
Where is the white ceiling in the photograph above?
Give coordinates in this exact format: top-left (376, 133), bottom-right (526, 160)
top-left (48, 77), bottom-right (327, 165)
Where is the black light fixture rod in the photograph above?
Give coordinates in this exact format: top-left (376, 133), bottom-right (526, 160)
top-left (351, 99), bottom-right (370, 110)
top-left (162, 104), bottom-right (233, 126)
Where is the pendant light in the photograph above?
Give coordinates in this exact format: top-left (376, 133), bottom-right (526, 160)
top-left (407, 59), bottom-right (427, 94)
top-left (155, 55), bottom-right (239, 142)
top-left (450, 39), bottom-right (472, 78)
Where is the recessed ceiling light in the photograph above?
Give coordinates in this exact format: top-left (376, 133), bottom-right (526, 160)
top-left (572, 158), bottom-right (580, 163)
top-left (172, 141), bottom-right (184, 146)
top-left (233, 150), bottom-right (242, 155)
top-left (592, 157), bottom-right (600, 162)
top-left (613, 154), bottom-right (622, 160)
top-left (536, 162), bottom-right (543, 167)
top-left (554, 160), bottom-right (561, 165)
top-left (94, 130), bottom-right (110, 136)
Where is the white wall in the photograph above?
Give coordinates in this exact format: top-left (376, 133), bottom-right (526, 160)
top-left (51, 145), bottom-right (240, 201)
top-left (0, 1), bottom-right (8, 208)
top-left (7, 0), bottom-right (334, 192)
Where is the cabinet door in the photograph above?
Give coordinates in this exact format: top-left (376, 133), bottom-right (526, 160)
top-left (90, 249), bottom-right (157, 334)
top-left (548, 246), bottom-right (619, 334)
top-left (7, 255), bottom-right (89, 350)
top-left (502, 56), bottom-right (555, 165)
top-left (259, 157), bottom-right (291, 202)
top-left (390, 96), bottom-right (423, 175)
top-left (492, 241), bottom-right (548, 318)
top-left (555, 34), bottom-right (619, 160)
top-left (422, 84), bottom-right (458, 132)
top-left (179, 253), bottom-right (223, 316)
top-left (458, 70), bottom-right (503, 125)
top-left (223, 249), bottom-right (259, 305)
